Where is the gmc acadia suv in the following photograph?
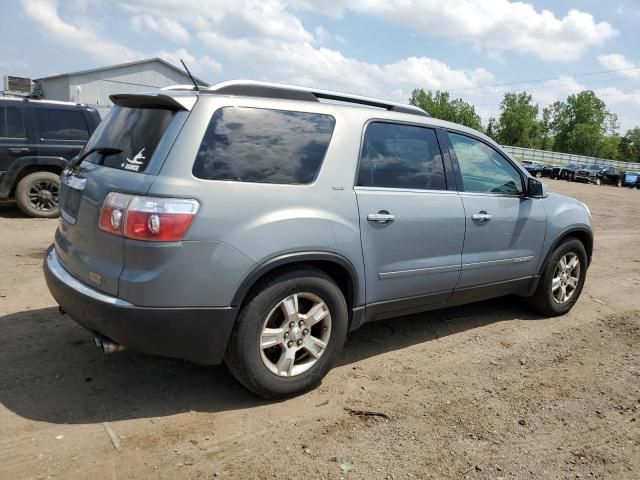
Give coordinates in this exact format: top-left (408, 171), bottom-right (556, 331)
top-left (44, 81), bottom-right (593, 398)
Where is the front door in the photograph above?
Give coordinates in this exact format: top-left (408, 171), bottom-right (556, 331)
top-left (355, 122), bottom-right (465, 319)
top-left (446, 131), bottom-right (546, 289)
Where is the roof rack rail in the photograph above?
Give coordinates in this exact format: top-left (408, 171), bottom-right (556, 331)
top-left (205, 80), bottom-right (429, 117)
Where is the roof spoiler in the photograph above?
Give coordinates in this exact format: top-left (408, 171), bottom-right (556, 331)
top-left (109, 93), bottom-right (197, 111)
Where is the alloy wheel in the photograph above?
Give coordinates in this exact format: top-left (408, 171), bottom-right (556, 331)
top-left (27, 179), bottom-right (59, 212)
top-left (259, 292), bottom-right (332, 377)
top-left (551, 253), bottom-right (580, 304)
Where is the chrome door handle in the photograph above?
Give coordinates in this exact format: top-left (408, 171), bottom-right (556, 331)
top-left (8, 147), bottom-right (30, 154)
top-left (367, 212), bottom-right (395, 223)
top-left (471, 212), bottom-right (492, 222)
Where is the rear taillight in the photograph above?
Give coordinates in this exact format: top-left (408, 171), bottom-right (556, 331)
top-left (99, 192), bottom-right (199, 242)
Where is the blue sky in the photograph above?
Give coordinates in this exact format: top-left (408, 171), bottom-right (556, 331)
top-left (1, 0), bottom-right (639, 131)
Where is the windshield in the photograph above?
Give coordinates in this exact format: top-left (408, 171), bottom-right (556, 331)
top-left (588, 164), bottom-right (600, 169)
top-left (82, 106), bottom-right (176, 173)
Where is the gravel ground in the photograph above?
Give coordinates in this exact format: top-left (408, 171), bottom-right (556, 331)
top-left (1, 179), bottom-right (639, 480)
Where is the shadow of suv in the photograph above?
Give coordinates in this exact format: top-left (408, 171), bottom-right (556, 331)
top-left (0, 97), bottom-right (100, 217)
top-left (43, 81), bottom-right (593, 398)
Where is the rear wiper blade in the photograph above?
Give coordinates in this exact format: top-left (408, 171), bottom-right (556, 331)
top-left (70, 147), bottom-right (122, 169)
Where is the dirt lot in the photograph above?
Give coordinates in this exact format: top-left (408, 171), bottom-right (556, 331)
top-left (1, 179), bottom-right (639, 480)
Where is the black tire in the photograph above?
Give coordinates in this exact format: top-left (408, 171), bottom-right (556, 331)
top-left (527, 238), bottom-right (588, 317)
top-left (535, 171), bottom-right (542, 178)
top-left (225, 267), bottom-right (348, 399)
top-left (595, 177), bottom-right (601, 186)
top-left (617, 179), bottom-right (622, 187)
top-left (15, 171), bottom-right (60, 218)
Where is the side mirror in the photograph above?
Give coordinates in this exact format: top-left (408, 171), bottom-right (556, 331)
top-left (527, 177), bottom-right (547, 198)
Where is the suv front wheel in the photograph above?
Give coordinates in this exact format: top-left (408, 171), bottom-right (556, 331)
top-left (15, 171), bottom-right (60, 218)
top-left (527, 238), bottom-right (587, 316)
top-left (225, 267), bottom-right (348, 399)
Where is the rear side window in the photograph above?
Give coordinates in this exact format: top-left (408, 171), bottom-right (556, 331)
top-left (36, 109), bottom-right (89, 141)
top-left (193, 107), bottom-right (335, 185)
top-left (356, 122), bottom-right (446, 190)
top-left (82, 106), bottom-right (175, 173)
top-left (0, 107), bottom-right (26, 139)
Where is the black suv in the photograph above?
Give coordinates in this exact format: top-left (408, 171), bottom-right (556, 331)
top-left (0, 98), bottom-right (101, 217)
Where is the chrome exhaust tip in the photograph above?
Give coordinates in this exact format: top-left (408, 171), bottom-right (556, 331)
top-left (94, 334), bottom-right (126, 354)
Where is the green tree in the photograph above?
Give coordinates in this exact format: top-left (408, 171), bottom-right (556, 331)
top-left (485, 117), bottom-right (498, 140)
top-left (550, 91), bottom-right (618, 157)
top-left (618, 127), bottom-right (640, 162)
top-left (494, 92), bottom-right (540, 148)
top-left (539, 106), bottom-right (554, 151)
top-left (410, 89), bottom-right (483, 131)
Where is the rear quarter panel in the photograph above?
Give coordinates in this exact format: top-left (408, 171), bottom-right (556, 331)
top-left (148, 96), bottom-right (367, 307)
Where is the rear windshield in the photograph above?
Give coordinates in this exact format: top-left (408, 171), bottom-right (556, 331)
top-left (192, 107), bottom-right (335, 185)
top-left (82, 106), bottom-right (175, 173)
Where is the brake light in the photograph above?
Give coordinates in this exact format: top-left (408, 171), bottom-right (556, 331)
top-left (99, 193), bottom-right (199, 242)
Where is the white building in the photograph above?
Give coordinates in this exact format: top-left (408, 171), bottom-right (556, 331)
top-left (34, 58), bottom-right (208, 117)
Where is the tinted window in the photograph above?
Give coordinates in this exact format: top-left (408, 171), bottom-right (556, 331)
top-left (356, 122), bottom-right (446, 190)
top-left (36, 109), bottom-right (89, 141)
top-left (449, 132), bottom-right (523, 195)
top-left (82, 106), bottom-right (175, 173)
top-left (193, 107), bottom-right (334, 185)
top-left (0, 107), bottom-right (26, 139)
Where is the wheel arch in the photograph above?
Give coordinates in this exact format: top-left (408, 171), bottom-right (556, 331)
top-left (231, 252), bottom-right (361, 315)
top-left (540, 227), bottom-right (593, 275)
top-left (0, 156), bottom-right (68, 198)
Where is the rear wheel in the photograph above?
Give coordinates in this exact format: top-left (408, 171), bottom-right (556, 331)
top-left (225, 267), bottom-right (348, 399)
top-left (617, 178), bottom-right (622, 187)
top-left (535, 171), bottom-right (542, 178)
top-left (15, 171), bottom-right (60, 218)
top-left (527, 238), bottom-right (587, 316)
top-left (595, 177), bottom-right (602, 186)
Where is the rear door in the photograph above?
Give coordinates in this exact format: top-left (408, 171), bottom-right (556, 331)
top-left (56, 102), bottom-right (186, 296)
top-left (355, 122), bottom-right (465, 319)
top-left (0, 103), bottom-right (34, 179)
top-left (445, 131), bottom-right (546, 289)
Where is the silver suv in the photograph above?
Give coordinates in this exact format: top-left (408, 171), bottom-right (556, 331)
top-left (44, 81), bottom-right (593, 398)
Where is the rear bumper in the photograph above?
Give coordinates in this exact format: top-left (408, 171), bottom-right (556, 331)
top-left (43, 245), bottom-right (237, 365)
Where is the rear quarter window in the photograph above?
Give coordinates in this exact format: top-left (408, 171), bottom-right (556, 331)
top-left (192, 107), bottom-right (335, 185)
top-left (35, 108), bottom-right (89, 141)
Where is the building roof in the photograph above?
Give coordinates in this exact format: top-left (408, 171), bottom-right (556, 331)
top-left (34, 57), bottom-right (208, 86)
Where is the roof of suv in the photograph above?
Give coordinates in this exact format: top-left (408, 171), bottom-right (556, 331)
top-left (0, 96), bottom-right (94, 109)
top-left (113, 79), bottom-right (502, 151)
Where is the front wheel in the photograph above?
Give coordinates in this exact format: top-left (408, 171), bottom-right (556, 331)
top-left (595, 177), bottom-right (602, 186)
top-left (617, 179), bottom-right (622, 187)
top-left (536, 171), bottom-right (542, 178)
top-left (527, 238), bottom-right (588, 316)
top-left (225, 267), bottom-right (348, 399)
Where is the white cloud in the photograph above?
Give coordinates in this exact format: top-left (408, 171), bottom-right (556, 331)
top-left (198, 31), bottom-right (492, 99)
top-left (291, 0), bottom-right (617, 62)
top-left (21, 0), bottom-right (140, 64)
top-left (597, 53), bottom-right (640, 80)
top-left (130, 14), bottom-right (190, 43)
top-left (157, 48), bottom-right (223, 78)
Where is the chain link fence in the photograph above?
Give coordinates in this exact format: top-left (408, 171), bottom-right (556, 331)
top-left (502, 146), bottom-right (640, 172)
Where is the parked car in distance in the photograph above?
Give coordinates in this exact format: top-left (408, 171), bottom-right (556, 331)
top-left (552, 163), bottom-right (577, 181)
top-left (574, 164), bottom-right (604, 185)
top-left (599, 166), bottom-right (624, 187)
top-left (0, 97), bottom-right (101, 217)
top-left (623, 171), bottom-right (640, 188)
top-left (523, 162), bottom-right (552, 178)
top-left (44, 81), bottom-right (593, 398)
